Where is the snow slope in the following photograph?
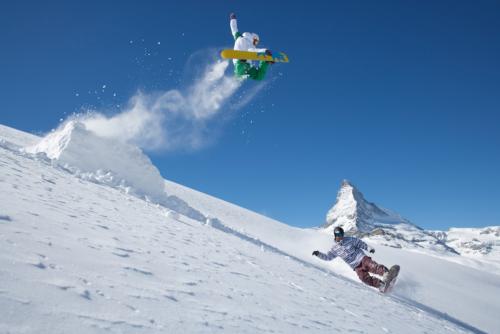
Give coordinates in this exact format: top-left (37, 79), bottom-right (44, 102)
top-left (165, 179), bottom-right (500, 334)
top-left (1, 123), bottom-right (498, 333)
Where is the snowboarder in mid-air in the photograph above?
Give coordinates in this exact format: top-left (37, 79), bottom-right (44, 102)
top-left (312, 227), bottom-right (400, 293)
top-left (229, 12), bottom-right (273, 80)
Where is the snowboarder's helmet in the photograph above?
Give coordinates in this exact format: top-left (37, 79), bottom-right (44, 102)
top-left (334, 227), bottom-right (344, 238)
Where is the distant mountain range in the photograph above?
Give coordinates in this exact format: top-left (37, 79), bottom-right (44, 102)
top-left (324, 180), bottom-right (500, 260)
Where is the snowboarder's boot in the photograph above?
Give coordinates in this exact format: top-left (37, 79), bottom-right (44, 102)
top-left (382, 265), bottom-right (401, 293)
top-left (382, 268), bottom-right (390, 282)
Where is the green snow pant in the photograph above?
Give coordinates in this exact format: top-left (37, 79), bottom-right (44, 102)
top-left (234, 60), bottom-right (269, 81)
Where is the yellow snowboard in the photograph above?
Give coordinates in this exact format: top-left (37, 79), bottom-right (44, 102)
top-left (220, 49), bottom-right (289, 63)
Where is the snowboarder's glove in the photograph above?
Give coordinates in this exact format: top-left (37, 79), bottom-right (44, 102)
top-left (230, 13), bottom-right (237, 20)
top-left (369, 248), bottom-right (375, 254)
top-left (265, 49), bottom-right (272, 56)
top-left (312, 250), bottom-right (320, 257)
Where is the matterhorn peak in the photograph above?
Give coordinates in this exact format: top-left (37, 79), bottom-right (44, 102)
top-left (338, 180), bottom-right (369, 208)
top-left (324, 180), bottom-right (406, 235)
top-left (323, 181), bottom-right (465, 254)
top-left (340, 179), bottom-right (354, 188)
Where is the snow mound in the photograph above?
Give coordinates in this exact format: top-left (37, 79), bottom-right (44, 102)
top-left (26, 121), bottom-right (167, 202)
top-left (25, 121), bottom-right (206, 222)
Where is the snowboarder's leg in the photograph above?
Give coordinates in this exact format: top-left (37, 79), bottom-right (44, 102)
top-left (235, 60), bottom-right (269, 81)
top-left (355, 265), bottom-right (383, 288)
top-left (245, 61), bottom-right (268, 81)
top-left (254, 61), bottom-right (269, 81)
top-left (361, 256), bottom-right (388, 276)
top-left (234, 60), bottom-right (252, 78)
top-left (354, 257), bottom-right (388, 288)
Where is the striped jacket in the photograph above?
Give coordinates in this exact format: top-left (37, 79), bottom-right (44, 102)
top-left (316, 237), bottom-right (371, 269)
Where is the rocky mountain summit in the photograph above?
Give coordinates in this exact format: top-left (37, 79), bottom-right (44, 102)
top-left (324, 180), bottom-right (499, 258)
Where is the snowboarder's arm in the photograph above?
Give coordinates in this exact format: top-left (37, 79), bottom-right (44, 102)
top-left (313, 250), bottom-right (337, 261)
top-left (355, 238), bottom-right (369, 251)
top-left (247, 47), bottom-right (269, 53)
top-left (230, 13), bottom-right (242, 40)
top-left (357, 239), bottom-right (375, 254)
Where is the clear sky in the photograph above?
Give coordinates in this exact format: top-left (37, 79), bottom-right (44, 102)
top-left (1, 1), bottom-right (499, 230)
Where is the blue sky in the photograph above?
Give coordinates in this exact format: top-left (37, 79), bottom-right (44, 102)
top-left (1, 1), bottom-right (499, 229)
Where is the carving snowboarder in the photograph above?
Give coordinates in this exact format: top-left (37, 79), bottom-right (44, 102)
top-left (312, 227), bottom-right (400, 292)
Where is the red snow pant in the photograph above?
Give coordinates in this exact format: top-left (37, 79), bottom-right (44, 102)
top-left (354, 256), bottom-right (388, 288)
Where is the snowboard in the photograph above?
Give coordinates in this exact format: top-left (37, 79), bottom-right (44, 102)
top-left (220, 49), bottom-right (289, 63)
top-left (382, 265), bottom-right (400, 293)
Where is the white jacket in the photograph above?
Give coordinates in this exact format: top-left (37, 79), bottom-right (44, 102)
top-left (230, 18), bottom-right (267, 65)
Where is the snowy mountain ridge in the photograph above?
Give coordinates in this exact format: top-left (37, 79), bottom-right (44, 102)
top-left (1, 123), bottom-right (499, 333)
top-left (324, 180), bottom-right (500, 263)
top-left (325, 179), bottom-right (414, 233)
top-left (430, 226), bottom-right (500, 260)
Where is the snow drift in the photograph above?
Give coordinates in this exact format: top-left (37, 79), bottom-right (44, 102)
top-left (24, 121), bottom-right (205, 222)
top-left (26, 121), bottom-right (167, 202)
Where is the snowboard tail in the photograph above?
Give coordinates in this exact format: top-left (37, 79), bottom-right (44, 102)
top-left (220, 49), bottom-right (289, 63)
top-left (383, 265), bottom-right (400, 293)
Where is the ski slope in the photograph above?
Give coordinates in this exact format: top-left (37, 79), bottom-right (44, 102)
top-left (0, 123), bottom-right (498, 333)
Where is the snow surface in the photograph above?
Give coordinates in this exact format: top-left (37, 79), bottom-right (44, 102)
top-left (1, 124), bottom-right (499, 333)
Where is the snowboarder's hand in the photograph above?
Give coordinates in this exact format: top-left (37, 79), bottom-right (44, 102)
top-left (369, 248), bottom-right (375, 254)
top-left (312, 250), bottom-right (320, 257)
top-left (265, 49), bottom-right (273, 56)
top-left (230, 12), bottom-right (236, 20)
